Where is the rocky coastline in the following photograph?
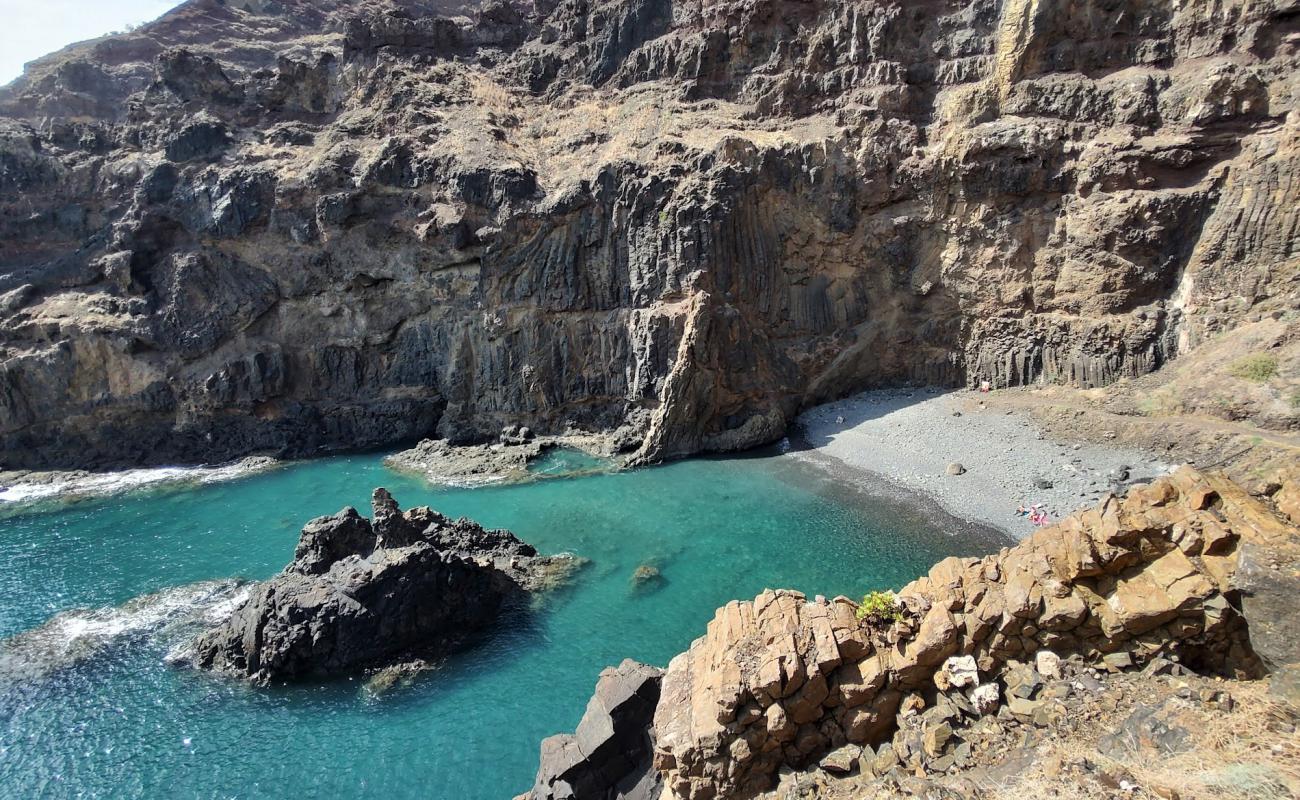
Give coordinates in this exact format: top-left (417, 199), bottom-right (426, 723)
top-left (0, 0), bottom-right (1295, 796)
top-left (181, 487), bottom-right (581, 685)
top-left (384, 426), bottom-right (632, 487)
top-left (524, 659), bottom-right (667, 800)
top-left (527, 465), bottom-right (1300, 799)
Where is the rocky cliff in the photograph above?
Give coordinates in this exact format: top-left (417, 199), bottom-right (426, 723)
top-left (560, 465), bottom-right (1297, 800)
top-left (1, 0), bottom-right (1296, 468)
top-left (525, 658), bottom-right (666, 800)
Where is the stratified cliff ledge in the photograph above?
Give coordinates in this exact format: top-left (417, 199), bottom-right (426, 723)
top-left (1, 0), bottom-right (1296, 468)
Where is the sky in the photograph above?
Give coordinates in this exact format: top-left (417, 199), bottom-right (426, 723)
top-left (0, 0), bottom-right (180, 85)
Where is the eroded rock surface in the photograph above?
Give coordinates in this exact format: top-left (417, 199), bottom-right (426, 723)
top-left (186, 487), bottom-right (576, 684)
top-left (651, 466), bottom-right (1296, 799)
top-left (384, 430), bottom-right (626, 486)
top-left (524, 659), bottom-right (665, 800)
top-left (1, 0), bottom-right (1296, 470)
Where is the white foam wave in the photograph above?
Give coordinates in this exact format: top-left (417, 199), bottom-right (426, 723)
top-left (0, 457), bottom-right (279, 505)
top-left (0, 579), bottom-right (249, 682)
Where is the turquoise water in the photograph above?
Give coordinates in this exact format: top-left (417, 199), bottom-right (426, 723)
top-left (0, 449), bottom-right (1006, 799)
top-left (525, 447), bottom-right (612, 477)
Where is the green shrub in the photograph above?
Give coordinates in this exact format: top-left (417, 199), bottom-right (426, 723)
top-left (1228, 353), bottom-right (1278, 382)
top-left (855, 590), bottom-right (902, 625)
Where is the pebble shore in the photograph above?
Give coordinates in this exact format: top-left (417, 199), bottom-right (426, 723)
top-left (791, 389), bottom-right (1170, 538)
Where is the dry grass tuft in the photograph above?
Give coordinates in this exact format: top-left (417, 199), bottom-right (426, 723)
top-left (988, 681), bottom-right (1299, 800)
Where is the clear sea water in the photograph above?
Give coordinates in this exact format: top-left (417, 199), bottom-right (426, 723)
top-left (0, 447), bottom-right (1007, 799)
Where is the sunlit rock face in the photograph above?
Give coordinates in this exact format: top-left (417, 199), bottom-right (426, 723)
top-left (651, 466), bottom-right (1290, 799)
top-left (1, 0), bottom-right (1295, 469)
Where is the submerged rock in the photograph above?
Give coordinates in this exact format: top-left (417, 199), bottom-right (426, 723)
top-left (184, 489), bottom-right (575, 685)
top-left (362, 659), bottom-right (435, 698)
top-left (630, 564), bottom-right (664, 590)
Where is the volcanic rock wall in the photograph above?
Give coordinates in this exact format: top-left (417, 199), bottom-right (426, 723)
top-left (0, 0), bottom-right (1296, 468)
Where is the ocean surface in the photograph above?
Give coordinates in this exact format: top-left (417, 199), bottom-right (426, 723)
top-left (0, 447), bottom-right (1007, 799)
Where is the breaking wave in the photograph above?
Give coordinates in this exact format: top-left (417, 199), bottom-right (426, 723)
top-left (0, 579), bottom-right (250, 684)
top-left (0, 457), bottom-right (280, 507)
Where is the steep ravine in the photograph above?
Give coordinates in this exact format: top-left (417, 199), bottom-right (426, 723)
top-left (0, 0), bottom-right (1296, 470)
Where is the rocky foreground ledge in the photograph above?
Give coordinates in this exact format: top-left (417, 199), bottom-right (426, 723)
top-left (181, 489), bottom-right (580, 685)
top-left (526, 466), bottom-right (1300, 800)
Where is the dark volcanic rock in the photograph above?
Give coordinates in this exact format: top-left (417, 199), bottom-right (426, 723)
top-left (0, 0), bottom-right (1295, 469)
top-left (524, 659), bottom-right (665, 800)
top-left (163, 114), bottom-right (231, 163)
top-left (187, 487), bottom-right (571, 685)
top-left (290, 506), bottom-right (375, 575)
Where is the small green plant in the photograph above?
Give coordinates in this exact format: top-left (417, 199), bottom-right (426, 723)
top-left (855, 590), bottom-right (902, 625)
top-left (1137, 388), bottom-right (1181, 417)
top-left (1228, 353), bottom-right (1278, 383)
top-left (1289, 389), bottom-right (1300, 410)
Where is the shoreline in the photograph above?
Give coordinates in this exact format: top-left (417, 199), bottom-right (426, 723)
top-left (785, 445), bottom-right (1016, 549)
top-left (0, 390), bottom-right (1168, 541)
top-left (788, 388), bottom-right (1172, 538)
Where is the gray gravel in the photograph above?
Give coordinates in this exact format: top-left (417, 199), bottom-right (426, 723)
top-left (790, 389), bottom-right (1171, 538)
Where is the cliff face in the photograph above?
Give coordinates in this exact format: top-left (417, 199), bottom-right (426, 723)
top-left (1, 0), bottom-right (1296, 468)
top-left (649, 465), bottom-right (1297, 799)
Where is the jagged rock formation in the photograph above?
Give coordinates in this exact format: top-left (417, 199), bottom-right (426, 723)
top-left (186, 487), bottom-right (576, 684)
top-left (523, 659), bottom-right (665, 800)
top-left (0, 0), bottom-right (1296, 469)
top-left (649, 466), bottom-right (1296, 799)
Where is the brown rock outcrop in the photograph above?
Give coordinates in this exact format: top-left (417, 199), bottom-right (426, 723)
top-left (652, 466), bottom-right (1295, 799)
top-left (1, 0), bottom-right (1296, 470)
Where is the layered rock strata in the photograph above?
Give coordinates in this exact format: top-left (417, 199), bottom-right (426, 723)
top-left (524, 659), bottom-right (666, 800)
top-left (187, 487), bottom-right (576, 684)
top-left (650, 466), bottom-right (1295, 799)
top-left (1, 0), bottom-right (1296, 469)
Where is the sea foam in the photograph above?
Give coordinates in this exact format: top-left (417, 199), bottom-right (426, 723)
top-left (0, 457), bottom-right (279, 505)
